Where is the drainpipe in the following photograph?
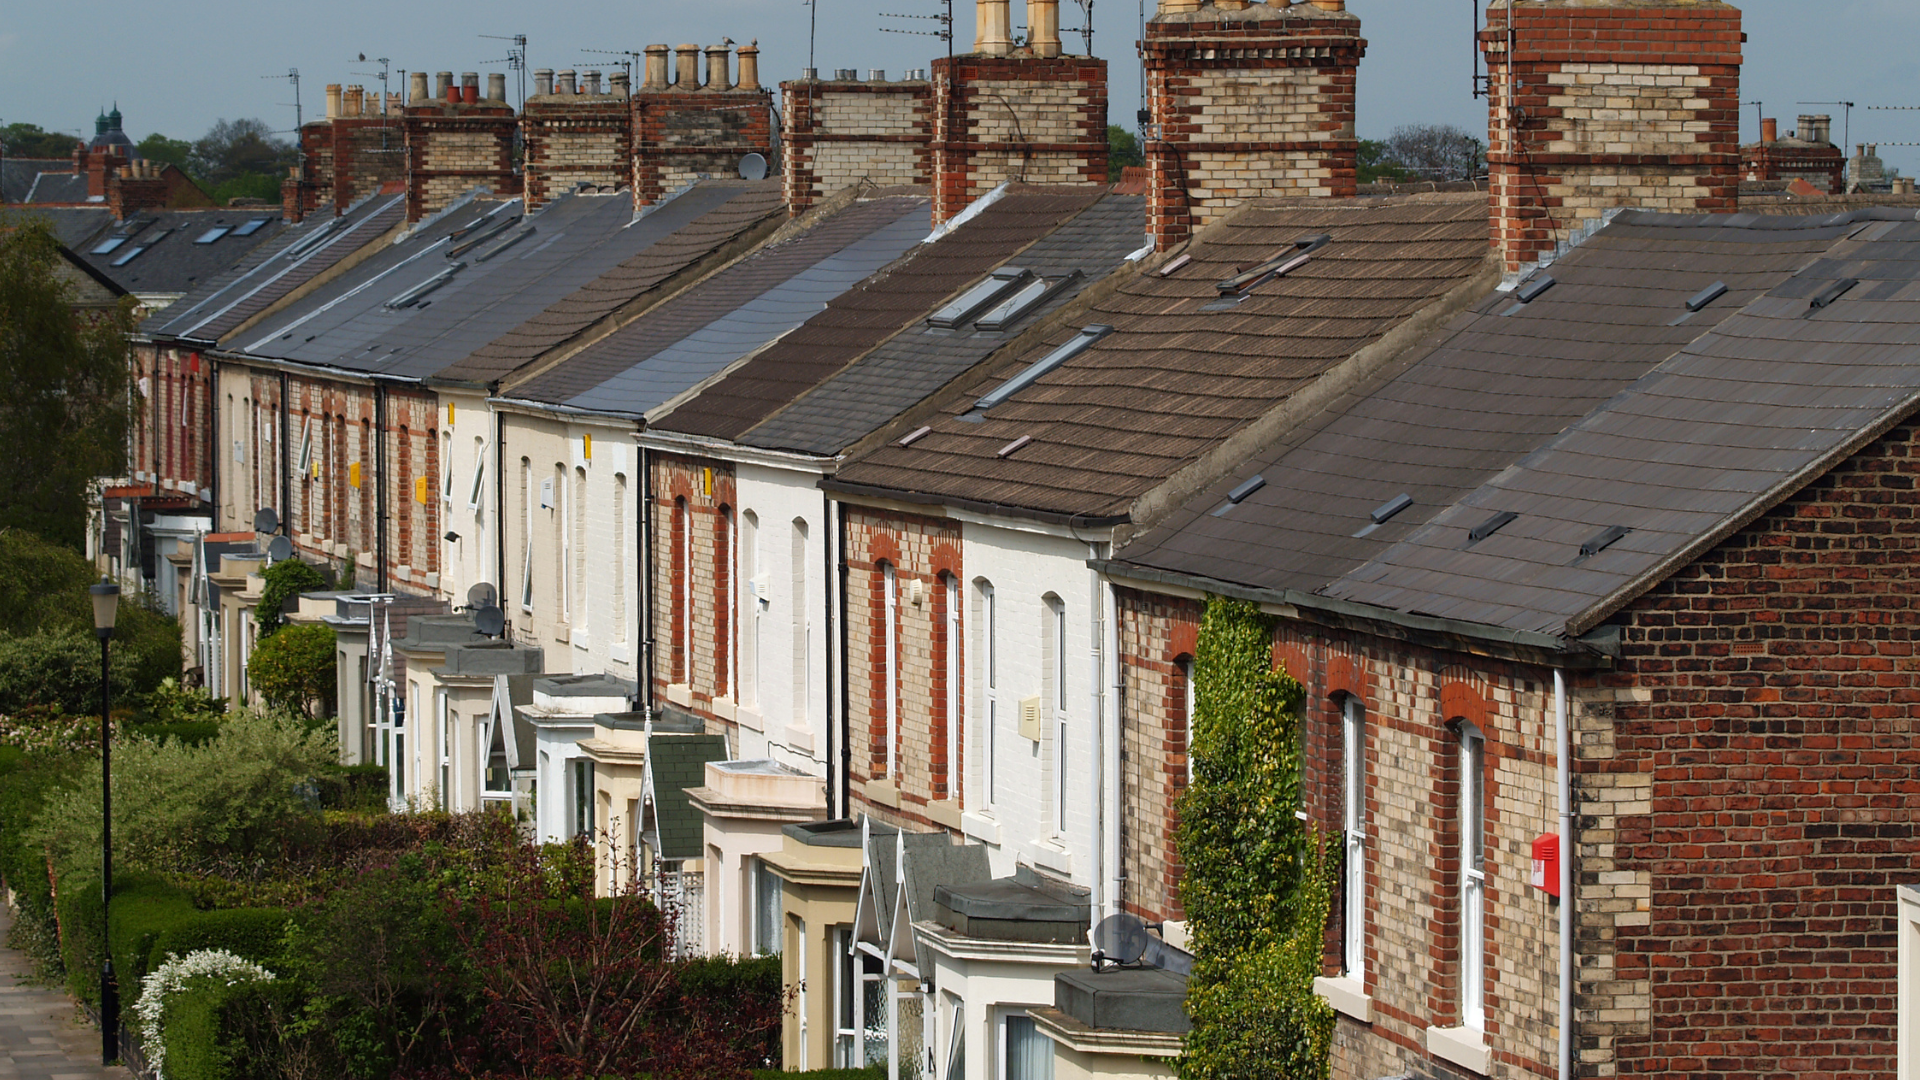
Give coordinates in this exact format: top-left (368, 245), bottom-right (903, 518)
top-left (1107, 575), bottom-right (1123, 922)
top-left (279, 373), bottom-right (291, 535)
top-left (1554, 668), bottom-right (1573, 1080)
top-left (374, 385), bottom-right (388, 592)
top-left (822, 488), bottom-right (838, 817)
top-left (1088, 545), bottom-right (1105, 927)
top-left (642, 443), bottom-right (655, 720)
top-left (494, 402), bottom-right (508, 619)
top-left (208, 359), bottom-right (220, 528)
top-left (836, 498), bottom-right (852, 820)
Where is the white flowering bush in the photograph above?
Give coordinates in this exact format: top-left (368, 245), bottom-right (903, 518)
top-left (133, 948), bottom-right (276, 1080)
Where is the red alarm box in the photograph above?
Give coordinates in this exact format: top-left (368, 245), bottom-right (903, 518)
top-left (1531, 833), bottom-right (1560, 897)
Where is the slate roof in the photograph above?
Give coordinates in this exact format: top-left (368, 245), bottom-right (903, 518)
top-left (827, 194), bottom-right (1495, 522)
top-left (71, 208), bottom-right (288, 297)
top-left (657, 185), bottom-right (1108, 440)
top-left (438, 183), bottom-right (786, 385)
top-left (741, 192), bottom-right (1146, 455)
top-left (647, 731), bottom-right (729, 861)
top-left (145, 192), bottom-right (405, 344)
top-left (1, 160), bottom-right (74, 204)
top-left (1117, 208), bottom-right (1850, 612)
top-left (24, 172), bottom-right (88, 204)
top-left (508, 194), bottom-right (935, 413)
top-left (1115, 207), bottom-right (1920, 641)
top-left (0, 205), bottom-right (111, 249)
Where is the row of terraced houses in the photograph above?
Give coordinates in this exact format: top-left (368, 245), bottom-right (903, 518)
top-left (74, 1), bottom-right (1920, 1078)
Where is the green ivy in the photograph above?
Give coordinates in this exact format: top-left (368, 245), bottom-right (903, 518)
top-left (255, 559), bottom-right (327, 638)
top-left (1175, 597), bottom-right (1335, 1080)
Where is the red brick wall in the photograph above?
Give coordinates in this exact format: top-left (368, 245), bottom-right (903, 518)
top-left (522, 94), bottom-right (633, 211)
top-left (842, 504), bottom-right (964, 833)
top-left (403, 102), bottom-right (519, 222)
top-left (1581, 420), bottom-right (1920, 1078)
top-left (140, 344), bottom-right (214, 503)
top-left (631, 89), bottom-right (774, 207)
top-left (649, 451), bottom-right (738, 743)
top-left (929, 55), bottom-right (1108, 224)
top-left (781, 78), bottom-right (932, 216)
top-left (1742, 142), bottom-right (1846, 195)
top-left (1482, 1), bottom-right (1742, 272)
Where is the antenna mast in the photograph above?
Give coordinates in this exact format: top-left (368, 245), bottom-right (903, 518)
top-left (481, 33), bottom-right (530, 108)
top-left (1800, 100), bottom-right (1856, 150)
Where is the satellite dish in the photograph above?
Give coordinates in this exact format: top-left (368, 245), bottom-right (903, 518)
top-left (473, 603), bottom-right (506, 638)
top-left (738, 152), bottom-right (768, 181)
top-left (1091, 912), bottom-right (1150, 969)
top-left (266, 535), bottom-right (294, 563)
top-left (467, 582), bottom-right (499, 609)
top-left (252, 507), bottom-right (279, 534)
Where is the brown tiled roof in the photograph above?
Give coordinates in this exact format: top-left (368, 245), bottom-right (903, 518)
top-left (435, 183), bottom-right (785, 385)
top-left (654, 185), bottom-right (1108, 440)
top-left (827, 194), bottom-right (1495, 521)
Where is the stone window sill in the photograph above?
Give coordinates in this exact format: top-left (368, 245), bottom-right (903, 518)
top-left (1425, 1024), bottom-right (1488, 1075)
top-left (1312, 974), bottom-right (1371, 1023)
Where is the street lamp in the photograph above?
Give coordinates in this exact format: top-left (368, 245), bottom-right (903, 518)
top-left (89, 577), bottom-right (118, 1066)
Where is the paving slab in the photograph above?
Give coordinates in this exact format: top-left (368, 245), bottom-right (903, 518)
top-left (0, 907), bottom-right (130, 1080)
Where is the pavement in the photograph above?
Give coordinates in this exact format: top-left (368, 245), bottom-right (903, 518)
top-left (0, 906), bottom-right (130, 1080)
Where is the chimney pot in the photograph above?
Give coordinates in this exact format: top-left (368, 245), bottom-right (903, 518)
top-left (1761, 117), bottom-right (1777, 143)
top-left (410, 71), bottom-right (431, 105)
top-left (1307, 0), bottom-right (1345, 8)
top-left (868, 69), bottom-right (887, 82)
top-left (345, 85), bottom-right (365, 117)
top-left (534, 69), bottom-right (554, 96)
top-left (487, 72), bottom-right (507, 101)
top-left (557, 69), bottom-right (577, 95)
top-left (1030, 0), bottom-right (1062, 56)
top-left (610, 71), bottom-right (631, 97)
top-left (706, 44), bottom-right (731, 90)
top-left (436, 71), bottom-right (455, 101)
top-left (975, 0), bottom-right (1012, 55)
top-left (737, 43), bottom-right (761, 90)
top-left (676, 44), bottom-right (702, 89)
top-left (584, 70), bottom-right (602, 95)
top-left (461, 72), bottom-right (479, 104)
top-left (325, 84), bottom-right (343, 120)
top-left (644, 45), bottom-right (671, 90)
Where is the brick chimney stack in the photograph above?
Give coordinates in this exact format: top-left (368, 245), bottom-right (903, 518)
top-left (1483, 0), bottom-right (1743, 275)
top-left (522, 65), bottom-right (633, 211)
top-left (782, 69), bottom-right (932, 216)
top-left (928, 0), bottom-right (1108, 224)
top-left (631, 40), bottom-right (774, 208)
top-left (402, 68), bottom-right (520, 221)
top-left (1141, 0), bottom-right (1365, 251)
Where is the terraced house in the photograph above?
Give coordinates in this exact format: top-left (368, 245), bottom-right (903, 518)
top-left (108, 1), bottom-right (1920, 1078)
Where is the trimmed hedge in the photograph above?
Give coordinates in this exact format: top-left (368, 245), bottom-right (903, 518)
top-left (124, 720), bottom-right (221, 746)
top-left (315, 763), bottom-right (387, 812)
top-left (55, 871), bottom-right (287, 1008)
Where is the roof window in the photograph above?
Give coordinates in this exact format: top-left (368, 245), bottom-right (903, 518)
top-left (1806, 277), bottom-right (1858, 315)
top-left (385, 263), bottom-right (466, 309)
top-left (281, 219), bottom-right (337, 260)
top-left (473, 225), bottom-right (535, 262)
top-left (975, 270), bottom-right (1082, 332)
top-left (961, 324), bottom-right (1113, 418)
top-left (448, 215), bottom-right (521, 259)
top-left (1685, 281), bottom-right (1727, 312)
top-left (1576, 524), bottom-right (1630, 562)
top-left (91, 236), bottom-right (128, 255)
top-left (194, 226), bottom-right (232, 245)
top-left (929, 267), bottom-right (1031, 328)
top-left (1213, 234), bottom-right (1331, 295)
top-left (232, 218), bottom-right (271, 237)
top-left (110, 245), bottom-right (149, 267)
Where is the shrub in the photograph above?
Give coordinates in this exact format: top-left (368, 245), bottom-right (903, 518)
top-left (254, 560), bottom-right (327, 638)
top-left (1175, 596), bottom-right (1334, 1080)
top-left (135, 948), bottom-right (276, 1080)
top-left (0, 631), bottom-right (138, 715)
top-left (315, 764), bottom-right (387, 812)
top-left (0, 746), bottom-right (84, 977)
top-left (150, 908), bottom-right (289, 975)
top-left (0, 530), bottom-right (179, 694)
top-left (246, 623), bottom-right (335, 719)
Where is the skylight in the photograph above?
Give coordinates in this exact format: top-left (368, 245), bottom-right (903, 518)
top-left (232, 218), bottom-right (271, 237)
top-left (975, 270), bottom-right (1082, 332)
top-left (110, 246), bottom-right (148, 267)
top-left (385, 263), bottom-right (466, 309)
top-left (965, 324), bottom-right (1113, 415)
top-left (929, 268), bottom-right (1030, 328)
top-left (194, 226), bottom-right (232, 245)
top-left (91, 236), bottom-right (128, 255)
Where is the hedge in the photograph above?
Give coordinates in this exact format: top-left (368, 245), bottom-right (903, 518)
top-left (55, 871), bottom-right (287, 1008)
top-left (124, 720), bottom-right (221, 746)
top-left (161, 973), bottom-right (303, 1080)
top-left (752, 1069), bottom-right (884, 1080)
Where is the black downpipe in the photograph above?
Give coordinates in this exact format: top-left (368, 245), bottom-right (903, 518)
top-left (278, 373), bottom-right (290, 533)
top-left (495, 404), bottom-right (508, 617)
top-left (374, 385), bottom-right (388, 592)
top-left (821, 488), bottom-right (835, 817)
top-left (835, 497), bottom-right (851, 819)
top-left (641, 443), bottom-right (656, 720)
top-left (208, 359), bottom-right (220, 526)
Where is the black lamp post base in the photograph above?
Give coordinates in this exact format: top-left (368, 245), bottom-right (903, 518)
top-left (100, 959), bottom-right (117, 1065)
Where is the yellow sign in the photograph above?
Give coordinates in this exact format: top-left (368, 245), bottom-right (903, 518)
top-left (310, 460), bottom-right (320, 481)
top-left (583, 432), bottom-right (592, 462)
top-left (447, 401), bottom-right (456, 427)
top-left (349, 462), bottom-right (361, 489)
top-left (415, 476), bottom-right (429, 504)
top-left (702, 467), bottom-right (712, 497)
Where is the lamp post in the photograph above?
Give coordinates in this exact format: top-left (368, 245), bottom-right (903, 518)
top-left (89, 577), bottom-right (118, 1066)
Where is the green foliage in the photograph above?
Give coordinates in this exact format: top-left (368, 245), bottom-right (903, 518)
top-left (162, 976), bottom-right (237, 1080)
top-left (1107, 125), bottom-right (1144, 180)
top-left (1, 122), bottom-right (81, 158)
top-left (0, 529), bottom-right (182, 697)
top-left (753, 1070), bottom-right (884, 1080)
top-left (1357, 139), bottom-right (1407, 184)
top-left (247, 623), bottom-right (336, 719)
top-left (1175, 597), bottom-right (1334, 1080)
top-left (151, 908), bottom-right (290, 974)
top-left (191, 119), bottom-right (295, 188)
top-left (255, 559), bottom-right (328, 637)
top-left (0, 746), bottom-right (83, 980)
top-left (135, 133), bottom-right (194, 172)
top-left (0, 631), bottom-right (136, 715)
top-left (315, 764), bottom-right (387, 812)
top-left (0, 220), bottom-right (137, 548)
top-left (30, 710), bottom-right (338, 882)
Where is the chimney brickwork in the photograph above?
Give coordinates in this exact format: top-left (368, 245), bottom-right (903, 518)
top-left (1482, 0), bottom-right (1743, 274)
top-left (522, 70), bottom-right (633, 211)
top-left (632, 42), bottom-right (775, 207)
top-left (1141, 0), bottom-right (1364, 251)
top-left (1741, 112), bottom-right (1843, 195)
top-left (929, 52), bottom-right (1109, 224)
top-left (283, 86), bottom-right (409, 222)
top-left (403, 73), bottom-right (521, 221)
top-left (782, 72), bottom-right (933, 216)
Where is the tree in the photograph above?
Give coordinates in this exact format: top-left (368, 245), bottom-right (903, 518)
top-left (1357, 139), bottom-right (1407, 184)
top-left (0, 528), bottom-right (181, 695)
top-left (1379, 123), bottom-right (1486, 183)
top-left (0, 122), bottom-right (80, 159)
top-left (135, 133), bottom-right (193, 173)
top-left (1108, 125), bottom-right (1144, 181)
top-left (255, 558), bottom-right (329, 637)
top-left (0, 222), bottom-right (136, 550)
top-left (1176, 596), bottom-right (1334, 1080)
top-left (247, 623), bottom-right (336, 719)
top-left (190, 118), bottom-right (295, 188)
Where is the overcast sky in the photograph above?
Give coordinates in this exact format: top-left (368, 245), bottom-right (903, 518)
top-left (4, 0), bottom-right (1918, 176)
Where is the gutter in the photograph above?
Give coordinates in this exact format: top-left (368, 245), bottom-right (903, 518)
top-left (1092, 560), bottom-right (1612, 666)
top-left (822, 477), bottom-right (1129, 530)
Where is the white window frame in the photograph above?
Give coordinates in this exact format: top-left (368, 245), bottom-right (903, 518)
top-left (613, 474), bottom-right (629, 642)
top-left (1460, 720), bottom-right (1486, 1030)
top-left (520, 461), bottom-right (534, 611)
top-left (1000, 1007), bottom-right (1052, 1080)
top-left (883, 562), bottom-right (898, 781)
top-left (741, 509), bottom-right (759, 707)
top-left (792, 519), bottom-right (810, 726)
top-left (1178, 656), bottom-right (1195, 787)
top-left (1047, 594), bottom-right (1067, 836)
top-left (677, 498), bottom-right (690, 680)
top-left (976, 580), bottom-right (997, 810)
top-left (944, 574), bottom-right (959, 804)
top-left (1342, 694), bottom-right (1367, 980)
top-left (467, 440), bottom-right (487, 511)
top-left (436, 688), bottom-right (450, 810)
top-left (442, 432), bottom-right (454, 502)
